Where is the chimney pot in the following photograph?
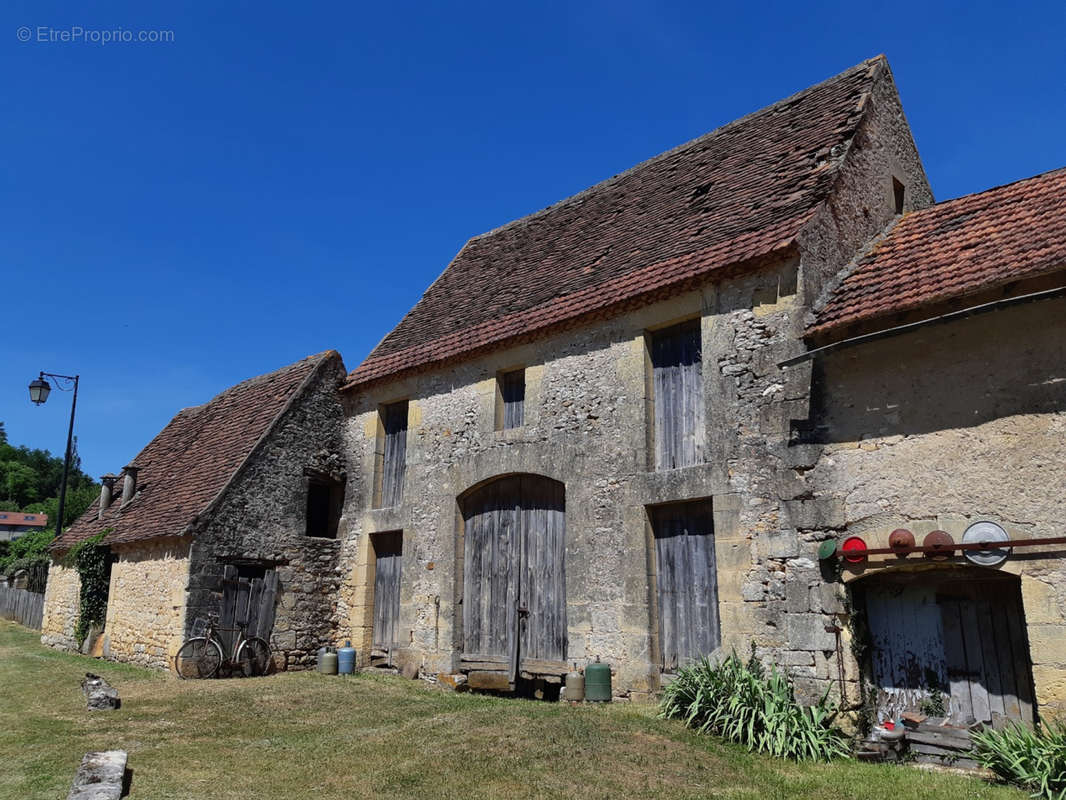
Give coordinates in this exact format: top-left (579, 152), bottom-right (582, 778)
top-left (98, 474), bottom-right (120, 519)
top-left (121, 465), bottom-right (140, 506)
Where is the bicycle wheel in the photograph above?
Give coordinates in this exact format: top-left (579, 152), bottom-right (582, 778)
top-left (174, 637), bottom-right (223, 679)
top-left (236, 636), bottom-right (272, 677)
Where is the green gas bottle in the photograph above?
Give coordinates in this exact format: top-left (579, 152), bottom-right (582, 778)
top-left (584, 656), bottom-right (612, 702)
top-left (318, 646), bottom-right (338, 675)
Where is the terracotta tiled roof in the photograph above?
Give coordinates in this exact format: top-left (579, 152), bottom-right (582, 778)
top-left (53, 351), bottom-right (340, 552)
top-left (0, 512), bottom-right (48, 528)
top-left (809, 167), bottom-right (1066, 338)
top-left (345, 56), bottom-right (889, 389)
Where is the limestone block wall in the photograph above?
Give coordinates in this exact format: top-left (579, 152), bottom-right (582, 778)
top-left (103, 538), bottom-right (190, 669)
top-left (187, 352), bottom-right (348, 669)
top-left (334, 67), bottom-right (939, 699)
top-left (807, 296), bottom-right (1066, 717)
top-left (40, 560), bottom-right (80, 651)
top-left (339, 258), bottom-right (820, 696)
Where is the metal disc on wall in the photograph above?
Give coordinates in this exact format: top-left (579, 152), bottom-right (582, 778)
top-left (842, 536), bottom-right (868, 564)
top-left (888, 528), bottom-right (915, 552)
top-left (962, 521), bottom-right (1011, 567)
top-left (923, 530), bottom-right (954, 560)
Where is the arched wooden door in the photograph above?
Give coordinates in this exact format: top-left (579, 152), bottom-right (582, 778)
top-left (460, 475), bottom-right (566, 683)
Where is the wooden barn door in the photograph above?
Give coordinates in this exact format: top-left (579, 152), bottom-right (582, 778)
top-left (371, 532), bottom-right (403, 662)
top-left (651, 501), bottom-right (719, 672)
top-left (219, 565), bottom-right (278, 656)
top-left (864, 575), bottom-right (1034, 728)
top-left (938, 583), bottom-right (1034, 727)
top-left (461, 475), bottom-right (566, 682)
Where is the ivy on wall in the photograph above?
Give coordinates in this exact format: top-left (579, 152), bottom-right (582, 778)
top-left (65, 530), bottom-right (112, 648)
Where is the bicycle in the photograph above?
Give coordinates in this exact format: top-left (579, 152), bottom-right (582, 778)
top-left (174, 613), bottom-right (272, 679)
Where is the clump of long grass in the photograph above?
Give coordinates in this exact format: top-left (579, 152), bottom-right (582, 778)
top-left (659, 651), bottom-right (850, 762)
top-left (971, 720), bottom-right (1066, 799)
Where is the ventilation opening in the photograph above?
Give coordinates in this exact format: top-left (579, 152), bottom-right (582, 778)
top-left (306, 475), bottom-right (344, 539)
top-left (893, 177), bottom-right (906, 215)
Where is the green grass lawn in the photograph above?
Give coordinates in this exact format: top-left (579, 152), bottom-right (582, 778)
top-left (0, 621), bottom-right (1022, 800)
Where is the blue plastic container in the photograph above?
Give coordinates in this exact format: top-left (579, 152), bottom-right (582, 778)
top-left (338, 641), bottom-right (357, 675)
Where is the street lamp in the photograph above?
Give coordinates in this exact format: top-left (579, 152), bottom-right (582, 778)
top-left (28, 371), bottom-right (80, 537)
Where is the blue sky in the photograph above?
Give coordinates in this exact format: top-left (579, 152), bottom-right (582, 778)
top-left (2, 0), bottom-right (1064, 481)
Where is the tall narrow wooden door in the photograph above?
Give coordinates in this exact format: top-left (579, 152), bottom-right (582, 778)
top-left (651, 501), bottom-right (720, 671)
top-left (461, 475), bottom-right (566, 681)
top-left (218, 565), bottom-right (278, 656)
top-left (372, 532), bottom-right (403, 660)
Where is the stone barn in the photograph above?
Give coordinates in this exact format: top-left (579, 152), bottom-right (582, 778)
top-left (332, 54), bottom-right (1066, 725)
top-left (799, 167), bottom-right (1066, 725)
top-left (42, 351), bottom-right (348, 670)
top-left (36, 52), bottom-right (1066, 732)
top-left (333, 55), bottom-right (936, 698)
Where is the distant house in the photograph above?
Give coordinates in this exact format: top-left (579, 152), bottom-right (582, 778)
top-left (0, 511), bottom-right (48, 543)
top-left (41, 351), bottom-right (347, 668)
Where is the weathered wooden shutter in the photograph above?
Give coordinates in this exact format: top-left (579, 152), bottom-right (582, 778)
top-left (652, 501), bottom-right (719, 671)
top-left (380, 401), bottom-right (408, 508)
top-left (651, 320), bottom-right (704, 470)
top-left (372, 532), bottom-right (403, 656)
top-left (501, 370), bottom-right (525, 429)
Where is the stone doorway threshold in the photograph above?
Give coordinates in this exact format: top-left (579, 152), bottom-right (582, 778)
top-left (858, 719), bottom-right (981, 770)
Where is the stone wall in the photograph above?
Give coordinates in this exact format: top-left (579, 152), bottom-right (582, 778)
top-left (333, 66), bottom-right (936, 700)
top-left (807, 296), bottom-right (1066, 717)
top-left (103, 537), bottom-right (191, 669)
top-left (40, 560), bottom-right (80, 651)
top-left (187, 352), bottom-right (348, 669)
top-left (337, 257), bottom-right (824, 696)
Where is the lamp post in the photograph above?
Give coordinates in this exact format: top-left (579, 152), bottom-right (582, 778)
top-left (28, 372), bottom-right (79, 538)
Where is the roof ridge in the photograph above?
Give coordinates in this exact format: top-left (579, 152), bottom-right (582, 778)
top-left (906, 165), bottom-right (1066, 215)
top-left (207, 350), bottom-right (337, 402)
top-left (467, 56), bottom-right (885, 244)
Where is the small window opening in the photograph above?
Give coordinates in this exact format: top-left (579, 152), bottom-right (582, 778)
top-left (498, 369), bottom-right (525, 430)
top-left (892, 177), bottom-right (906, 215)
top-left (306, 477), bottom-right (344, 538)
top-left (234, 563), bottom-right (267, 581)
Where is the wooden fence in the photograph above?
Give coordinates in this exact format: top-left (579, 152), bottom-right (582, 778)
top-left (0, 585), bottom-right (45, 630)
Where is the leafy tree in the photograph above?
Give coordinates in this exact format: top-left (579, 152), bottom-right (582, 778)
top-left (0, 422), bottom-right (98, 579)
top-left (2, 461), bottom-right (40, 507)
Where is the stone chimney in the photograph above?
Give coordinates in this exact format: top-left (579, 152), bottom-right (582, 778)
top-left (98, 474), bottom-right (119, 520)
top-left (120, 465), bottom-right (140, 506)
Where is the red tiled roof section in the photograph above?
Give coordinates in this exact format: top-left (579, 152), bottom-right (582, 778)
top-left (53, 351), bottom-right (338, 552)
top-left (809, 167), bottom-right (1066, 338)
top-left (345, 57), bottom-right (887, 389)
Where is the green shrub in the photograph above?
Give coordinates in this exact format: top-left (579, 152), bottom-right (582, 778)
top-left (659, 651), bottom-right (850, 762)
top-left (971, 720), bottom-right (1066, 799)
